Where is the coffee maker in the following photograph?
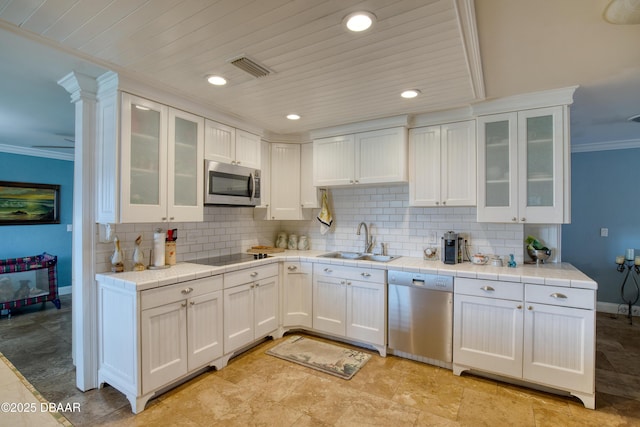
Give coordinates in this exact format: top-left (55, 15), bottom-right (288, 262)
top-left (442, 231), bottom-right (464, 264)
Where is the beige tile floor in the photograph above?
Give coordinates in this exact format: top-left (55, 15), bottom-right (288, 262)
top-left (1, 295), bottom-right (640, 426)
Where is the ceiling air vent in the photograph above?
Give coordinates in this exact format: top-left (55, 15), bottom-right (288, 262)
top-left (229, 56), bottom-right (272, 78)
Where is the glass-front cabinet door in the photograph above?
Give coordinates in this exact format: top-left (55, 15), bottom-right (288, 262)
top-left (168, 109), bottom-right (203, 222)
top-left (121, 93), bottom-right (168, 223)
top-left (518, 107), bottom-right (564, 223)
top-left (477, 106), bottom-right (566, 224)
top-left (477, 112), bottom-right (518, 222)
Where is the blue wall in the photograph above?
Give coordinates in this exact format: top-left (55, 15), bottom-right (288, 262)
top-left (562, 148), bottom-right (640, 303)
top-left (0, 152), bottom-right (73, 290)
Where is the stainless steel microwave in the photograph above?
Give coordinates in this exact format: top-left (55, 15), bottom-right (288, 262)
top-left (205, 160), bottom-right (261, 206)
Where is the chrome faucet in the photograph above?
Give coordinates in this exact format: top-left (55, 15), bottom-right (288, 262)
top-left (356, 222), bottom-right (374, 253)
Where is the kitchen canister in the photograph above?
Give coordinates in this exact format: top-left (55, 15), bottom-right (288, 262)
top-left (276, 232), bottom-right (287, 249)
top-left (297, 235), bottom-right (309, 250)
top-left (288, 234), bottom-right (298, 250)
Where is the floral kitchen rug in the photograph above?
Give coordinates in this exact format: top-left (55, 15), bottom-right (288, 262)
top-left (266, 335), bottom-right (371, 380)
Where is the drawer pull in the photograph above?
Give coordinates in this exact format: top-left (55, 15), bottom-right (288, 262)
top-left (287, 265), bottom-right (298, 271)
top-left (181, 287), bottom-right (193, 294)
top-left (250, 272), bottom-right (259, 277)
top-left (361, 272), bottom-right (371, 277)
top-left (550, 293), bottom-right (568, 299)
top-left (481, 286), bottom-right (495, 292)
top-left (324, 268), bottom-right (333, 273)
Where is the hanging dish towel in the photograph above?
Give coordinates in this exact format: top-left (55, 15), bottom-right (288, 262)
top-left (317, 190), bottom-right (333, 235)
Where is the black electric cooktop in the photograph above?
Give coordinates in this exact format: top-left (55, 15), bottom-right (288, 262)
top-left (193, 253), bottom-right (268, 267)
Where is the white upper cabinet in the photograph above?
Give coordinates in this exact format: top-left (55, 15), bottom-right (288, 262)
top-left (477, 106), bottom-right (567, 223)
top-left (269, 143), bottom-right (302, 220)
top-left (204, 120), bottom-right (260, 169)
top-left (119, 93), bottom-right (203, 223)
top-left (410, 120), bottom-right (476, 207)
top-left (313, 127), bottom-right (407, 187)
top-left (300, 143), bottom-right (319, 208)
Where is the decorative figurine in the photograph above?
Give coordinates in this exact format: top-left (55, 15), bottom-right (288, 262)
top-left (508, 253), bottom-right (517, 268)
top-left (111, 236), bottom-right (124, 273)
top-left (133, 235), bottom-right (146, 271)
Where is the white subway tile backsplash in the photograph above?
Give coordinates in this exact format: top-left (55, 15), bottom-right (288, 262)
top-left (95, 185), bottom-right (568, 274)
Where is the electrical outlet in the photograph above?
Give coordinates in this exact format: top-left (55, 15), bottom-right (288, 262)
top-left (428, 231), bottom-right (437, 244)
top-left (600, 227), bottom-right (608, 237)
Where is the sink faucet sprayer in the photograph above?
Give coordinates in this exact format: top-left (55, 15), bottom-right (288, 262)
top-left (356, 222), bottom-right (374, 253)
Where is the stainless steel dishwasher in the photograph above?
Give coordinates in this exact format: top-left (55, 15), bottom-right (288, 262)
top-left (387, 270), bottom-right (454, 364)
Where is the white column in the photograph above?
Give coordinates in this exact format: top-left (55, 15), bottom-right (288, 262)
top-left (58, 72), bottom-right (98, 391)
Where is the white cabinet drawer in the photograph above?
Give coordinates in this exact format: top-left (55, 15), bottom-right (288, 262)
top-left (525, 284), bottom-right (595, 310)
top-left (224, 263), bottom-right (278, 288)
top-left (283, 261), bottom-right (312, 275)
top-left (313, 263), bottom-right (385, 282)
top-left (141, 275), bottom-right (223, 310)
top-left (455, 277), bottom-right (523, 301)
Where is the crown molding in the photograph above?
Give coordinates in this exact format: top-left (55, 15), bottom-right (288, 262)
top-left (0, 143), bottom-right (73, 161)
top-left (571, 138), bottom-right (640, 153)
top-left (472, 86), bottom-right (579, 116)
top-left (309, 115), bottom-right (410, 139)
top-left (455, 0), bottom-right (485, 100)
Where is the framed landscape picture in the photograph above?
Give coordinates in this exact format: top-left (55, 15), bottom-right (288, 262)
top-left (0, 181), bottom-right (60, 225)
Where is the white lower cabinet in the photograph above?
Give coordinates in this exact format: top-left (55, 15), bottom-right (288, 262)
top-left (312, 264), bottom-right (386, 355)
top-left (223, 264), bottom-right (279, 353)
top-left (282, 261), bottom-right (313, 328)
top-left (98, 275), bottom-right (223, 414)
top-left (453, 278), bottom-right (595, 409)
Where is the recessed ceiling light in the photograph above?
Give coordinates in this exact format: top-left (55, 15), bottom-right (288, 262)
top-left (286, 114), bottom-right (301, 120)
top-left (207, 75), bottom-right (227, 86)
top-left (401, 89), bottom-right (421, 99)
top-left (343, 11), bottom-right (376, 32)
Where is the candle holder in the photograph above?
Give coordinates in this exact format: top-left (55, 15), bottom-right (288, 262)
top-left (616, 259), bottom-right (640, 325)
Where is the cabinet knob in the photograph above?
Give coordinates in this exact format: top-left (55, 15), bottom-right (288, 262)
top-left (350, 180), bottom-right (354, 184)
top-left (480, 286), bottom-right (495, 292)
top-left (528, 306), bottom-right (533, 310)
top-left (436, 201), bottom-right (440, 205)
top-left (512, 217), bottom-right (517, 222)
top-left (255, 283), bottom-right (260, 287)
top-left (170, 217), bottom-right (175, 221)
top-left (231, 161), bottom-right (236, 165)
top-left (181, 302), bottom-right (187, 308)
top-left (442, 201), bottom-right (446, 205)
top-left (341, 280), bottom-right (346, 285)
top-left (361, 272), bottom-right (371, 277)
top-left (517, 305), bottom-right (522, 309)
top-left (162, 217), bottom-right (167, 221)
top-left (347, 281), bottom-right (352, 285)
top-left (521, 218), bottom-right (526, 222)
top-left (324, 268), bottom-right (332, 273)
top-left (250, 284), bottom-right (255, 289)
top-left (236, 161), bottom-right (241, 165)
top-left (354, 180), bottom-right (359, 184)
top-left (181, 287), bottom-right (193, 294)
top-left (250, 272), bottom-right (259, 277)
top-left (190, 301), bottom-right (195, 306)
top-left (287, 265), bottom-right (297, 271)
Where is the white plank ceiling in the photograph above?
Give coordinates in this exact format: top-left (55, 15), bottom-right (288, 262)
top-left (0, 0), bottom-right (483, 135)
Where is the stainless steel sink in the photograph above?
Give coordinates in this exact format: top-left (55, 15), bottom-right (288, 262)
top-left (358, 254), bottom-right (400, 262)
top-left (318, 252), bottom-right (400, 262)
top-left (318, 251), bottom-right (364, 259)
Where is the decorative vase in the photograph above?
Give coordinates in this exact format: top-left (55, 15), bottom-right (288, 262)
top-left (111, 236), bottom-right (124, 273)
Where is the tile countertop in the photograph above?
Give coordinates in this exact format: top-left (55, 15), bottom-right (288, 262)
top-left (96, 250), bottom-right (597, 292)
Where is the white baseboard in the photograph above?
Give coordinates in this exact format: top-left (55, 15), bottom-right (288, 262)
top-left (58, 286), bottom-right (72, 296)
top-left (597, 301), bottom-right (640, 317)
